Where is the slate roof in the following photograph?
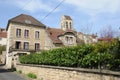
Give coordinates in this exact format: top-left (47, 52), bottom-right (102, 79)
top-left (7, 14), bottom-right (46, 30)
top-left (63, 15), bottom-right (72, 20)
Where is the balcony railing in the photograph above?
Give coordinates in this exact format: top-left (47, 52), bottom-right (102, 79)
top-left (9, 45), bottom-right (40, 52)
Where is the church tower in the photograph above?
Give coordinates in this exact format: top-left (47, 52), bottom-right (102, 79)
top-left (60, 15), bottom-right (73, 31)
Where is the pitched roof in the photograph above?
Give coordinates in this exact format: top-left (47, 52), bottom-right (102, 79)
top-left (47, 28), bottom-right (77, 44)
top-left (0, 32), bottom-right (7, 38)
top-left (63, 15), bottom-right (72, 20)
top-left (47, 28), bottom-right (64, 44)
top-left (91, 34), bottom-right (97, 38)
top-left (0, 28), bottom-right (6, 32)
top-left (98, 37), bottom-right (113, 42)
top-left (7, 14), bottom-right (46, 30)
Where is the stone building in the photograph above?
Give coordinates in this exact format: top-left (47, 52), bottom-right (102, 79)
top-left (6, 14), bottom-right (46, 68)
top-left (6, 14), bottom-right (98, 68)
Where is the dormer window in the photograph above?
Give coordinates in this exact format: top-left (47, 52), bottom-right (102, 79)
top-left (65, 36), bottom-right (69, 44)
top-left (70, 37), bottom-right (73, 44)
top-left (25, 20), bottom-right (31, 24)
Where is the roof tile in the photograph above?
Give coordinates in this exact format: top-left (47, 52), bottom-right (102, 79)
top-left (0, 32), bottom-right (7, 38)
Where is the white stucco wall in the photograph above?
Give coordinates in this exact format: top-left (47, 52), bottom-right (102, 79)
top-left (0, 37), bottom-right (7, 45)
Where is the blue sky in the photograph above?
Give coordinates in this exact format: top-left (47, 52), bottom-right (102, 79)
top-left (0, 0), bottom-right (120, 36)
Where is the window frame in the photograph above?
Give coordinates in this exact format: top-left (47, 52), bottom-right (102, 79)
top-left (70, 37), bottom-right (73, 44)
top-left (16, 29), bottom-right (21, 37)
top-left (66, 22), bottom-right (68, 29)
top-left (24, 29), bottom-right (29, 38)
top-left (24, 42), bottom-right (29, 50)
top-left (35, 31), bottom-right (40, 39)
top-left (15, 41), bottom-right (21, 49)
top-left (65, 36), bottom-right (69, 44)
top-left (35, 43), bottom-right (40, 50)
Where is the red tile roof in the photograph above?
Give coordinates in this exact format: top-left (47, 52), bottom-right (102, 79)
top-left (47, 28), bottom-right (76, 44)
top-left (47, 28), bottom-right (64, 44)
top-left (0, 32), bottom-right (7, 38)
top-left (98, 37), bottom-right (113, 42)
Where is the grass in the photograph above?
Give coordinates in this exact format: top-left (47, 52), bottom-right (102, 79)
top-left (27, 72), bottom-right (37, 79)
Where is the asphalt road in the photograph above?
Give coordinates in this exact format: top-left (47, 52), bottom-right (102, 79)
top-left (0, 65), bottom-right (28, 80)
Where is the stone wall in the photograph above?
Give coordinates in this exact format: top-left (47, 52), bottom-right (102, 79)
top-left (16, 64), bottom-right (120, 80)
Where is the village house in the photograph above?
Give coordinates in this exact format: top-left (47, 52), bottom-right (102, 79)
top-left (5, 14), bottom-right (98, 68)
top-left (0, 28), bottom-right (7, 46)
top-left (0, 28), bottom-right (7, 64)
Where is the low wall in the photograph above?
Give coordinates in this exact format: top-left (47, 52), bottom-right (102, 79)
top-left (16, 64), bottom-right (120, 80)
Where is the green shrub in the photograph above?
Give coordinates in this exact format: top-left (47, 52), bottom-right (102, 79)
top-left (27, 73), bottom-right (37, 79)
top-left (19, 39), bottom-right (120, 70)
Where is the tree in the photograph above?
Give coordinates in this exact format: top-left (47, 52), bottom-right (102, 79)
top-left (79, 23), bottom-right (94, 34)
top-left (99, 25), bottom-right (116, 42)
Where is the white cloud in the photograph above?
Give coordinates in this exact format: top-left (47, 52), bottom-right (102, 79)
top-left (14, 0), bottom-right (53, 13)
top-left (65, 0), bottom-right (120, 16)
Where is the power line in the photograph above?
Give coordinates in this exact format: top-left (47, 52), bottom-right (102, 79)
top-left (40, 0), bottom-right (65, 22)
top-left (17, 0), bottom-right (34, 12)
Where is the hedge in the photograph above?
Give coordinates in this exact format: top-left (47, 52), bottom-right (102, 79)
top-left (20, 39), bottom-right (120, 70)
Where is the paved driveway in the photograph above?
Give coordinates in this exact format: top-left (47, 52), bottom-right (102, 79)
top-left (0, 65), bottom-right (28, 80)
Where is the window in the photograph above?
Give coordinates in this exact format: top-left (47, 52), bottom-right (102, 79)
top-left (70, 37), bottom-right (73, 44)
top-left (35, 43), bottom-right (40, 50)
top-left (69, 22), bottom-right (72, 29)
top-left (25, 20), bottom-right (31, 24)
top-left (65, 36), bottom-right (69, 44)
top-left (35, 31), bottom-right (39, 39)
top-left (16, 29), bottom-right (21, 37)
top-left (24, 30), bottom-right (29, 38)
top-left (15, 41), bottom-right (21, 49)
top-left (24, 42), bottom-right (29, 50)
top-left (66, 22), bottom-right (68, 29)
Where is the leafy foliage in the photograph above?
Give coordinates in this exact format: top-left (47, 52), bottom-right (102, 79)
top-left (20, 39), bottom-right (120, 70)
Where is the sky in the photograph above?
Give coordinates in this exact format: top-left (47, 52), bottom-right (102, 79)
top-left (0, 0), bottom-right (120, 36)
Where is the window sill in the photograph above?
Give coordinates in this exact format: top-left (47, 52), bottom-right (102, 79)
top-left (24, 37), bottom-right (29, 39)
top-left (35, 38), bottom-right (40, 40)
top-left (16, 36), bottom-right (21, 38)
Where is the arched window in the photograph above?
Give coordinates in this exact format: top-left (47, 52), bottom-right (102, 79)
top-left (65, 36), bottom-right (69, 44)
top-left (70, 37), bottom-right (73, 44)
top-left (69, 22), bottom-right (72, 29)
top-left (66, 22), bottom-right (68, 29)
